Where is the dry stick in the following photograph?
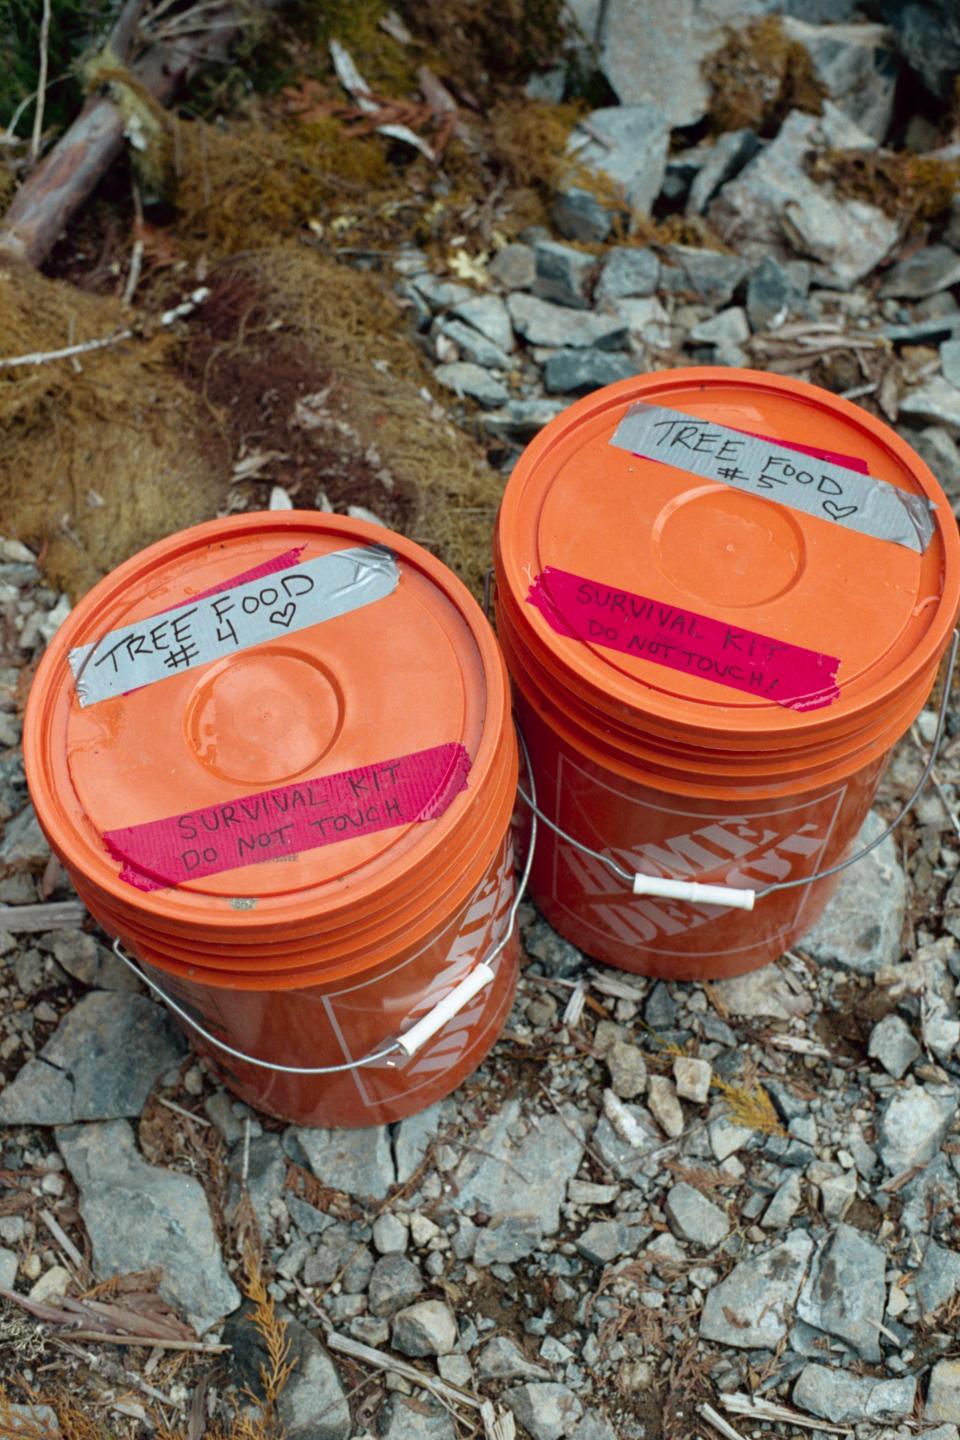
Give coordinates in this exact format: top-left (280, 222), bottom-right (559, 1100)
top-left (123, 177), bottom-right (144, 305)
top-left (63, 1332), bottom-right (228, 1352)
top-left (38, 1208), bottom-right (86, 1273)
top-left (0, 285), bottom-right (209, 368)
top-left (29, 0), bottom-right (53, 163)
top-left (0, 0), bottom-right (278, 267)
top-left (700, 1404), bottom-right (746, 1440)
top-left (157, 1095), bottom-right (211, 1127)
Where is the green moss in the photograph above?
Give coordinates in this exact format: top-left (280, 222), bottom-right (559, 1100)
top-left (0, 0), bottom-right (117, 140)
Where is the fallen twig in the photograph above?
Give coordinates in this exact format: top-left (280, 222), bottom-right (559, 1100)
top-left (157, 1095), bottom-right (211, 1127)
top-left (38, 1208), bottom-right (86, 1274)
top-left (0, 902), bottom-right (87, 932)
top-left (0, 286), bottom-right (209, 369)
top-left (29, 0), bottom-right (53, 163)
top-left (721, 1391), bottom-right (852, 1435)
top-left (700, 1403), bottom-right (746, 1440)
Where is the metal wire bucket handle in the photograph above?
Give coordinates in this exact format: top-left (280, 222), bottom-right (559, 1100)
top-left (515, 627), bottom-right (959, 914)
top-left (110, 732), bottom-right (538, 1077)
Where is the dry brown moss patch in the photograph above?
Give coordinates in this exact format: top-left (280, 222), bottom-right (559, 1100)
top-left (807, 148), bottom-right (960, 228)
top-left (704, 16), bottom-right (825, 137)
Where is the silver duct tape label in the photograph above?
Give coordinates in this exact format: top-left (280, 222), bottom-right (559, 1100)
top-left (610, 402), bottom-right (935, 554)
top-left (69, 543), bottom-right (399, 707)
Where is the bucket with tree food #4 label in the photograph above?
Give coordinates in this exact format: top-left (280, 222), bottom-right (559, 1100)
top-left (24, 512), bottom-right (519, 1127)
top-left (493, 368), bottom-right (960, 982)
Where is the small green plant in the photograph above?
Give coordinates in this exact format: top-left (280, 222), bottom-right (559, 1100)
top-left (0, 0), bottom-right (118, 142)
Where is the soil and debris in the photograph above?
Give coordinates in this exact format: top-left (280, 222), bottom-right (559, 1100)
top-left (3, 1), bottom-right (960, 1438)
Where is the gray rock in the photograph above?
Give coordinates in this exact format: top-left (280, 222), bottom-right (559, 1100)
top-left (597, 0), bottom-right (766, 128)
top-left (914, 1238), bottom-right (960, 1316)
top-left (761, 1171), bottom-right (804, 1230)
top-left (373, 1213), bottom-right (408, 1255)
top-left (504, 1382), bottom-right (583, 1440)
top-left (929, 1362), bottom-right (960, 1424)
top-left (507, 293), bottom-right (627, 351)
top-left (872, 0), bottom-right (960, 102)
top-left (434, 320), bottom-right (512, 370)
top-left (782, 19), bottom-right (899, 142)
top-left (940, 341), bottom-right (960, 390)
top-left (673, 1056), bottom-right (711, 1105)
top-left (901, 376), bottom-right (960, 434)
top-left (689, 306), bottom-right (750, 346)
top-left (477, 1335), bottom-right (550, 1381)
top-left (474, 1213), bottom-right (543, 1267)
top-left (0, 1216), bottom-right (25, 1244)
top-left (482, 399), bottom-right (566, 442)
top-left (434, 362), bottom-right (509, 408)
top-left (0, 992), bottom-right (187, 1125)
top-left (378, 1394), bottom-right (456, 1440)
top-left (647, 1075), bottom-right (684, 1139)
top-left (687, 130), bottom-right (762, 216)
top-left (700, 1230), bottom-right (813, 1348)
top-left (450, 294), bottom-right (514, 354)
top-left (2, 1406), bottom-right (60, 1435)
top-left (644, 981), bottom-right (676, 1029)
top-left (746, 256), bottom-right (810, 331)
top-left (56, 1119), bottom-right (239, 1332)
top-left (532, 240), bottom-right (598, 310)
top-left (591, 1101), bottom-right (660, 1185)
top-left (595, 248), bottom-right (660, 306)
top-left (280, 1326), bottom-right (351, 1440)
top-left (394, 1100), bottom-right (451, 1185)
top-left (877, 1085), bottom-right (957, 1174)
top-left (657, 247), bottom-right (747, 308)
top-left (292, 1124), bottom-right (395, 1200)
top-left (391, 1300), bottom-right (457, 1358)
top-left (451, 1098), bottom-right (587, 1233)
top-left (575, 1220), bottom-right (635, 1266)
top-left (231, 1133), bottom-right (288, 1239)
top-left (606, 1039), bottom-right (648, 1100)
top-left (488, 243), bottom-right (536, 291)
top-left (551, 189), bottom-right (614, 245)
top-left (301, 1225), bottom-right (373, 1292)
top-left (567, 105), bottom-right (670, 217)
top-left (793, 1365), bottom-right (916, 1423)
top-left (900, 1154), bottom-right (958, 1236)
top-left (709, 966), bottom-right (811, 1020)
top-left (710, 105), bottom-right (898, 287)
top-left (410, 275), bottom-right (475, 311)
top-left (819, 1170), bottom-right (857, 1221)
top-left (0, 1245), bottom-right (17, 1288)
top-left (665, 1182), bottom-right (730, 1248)
top-left (47, 930), bottom-right (141, 991)
top-left (612, 295), bottom-right (672, 351)
top-left (796, 1223), bottom-right (886, 1361)
top-left (368, 1254), bottom-right (424, 1317)
top-left (543, 349), bottom-right (641, 396)
top-left (881, 246), bottom-right (960, 300)
top-left (868, 1013), bottom-right (920, 1079)
top-left (570, 1411), bottom-right (616, 1440)
top-left (0, 803), bottom-right (50, 869)
top-left (708, 1113), bottom-right (755, 1162)
top-left (801, 810), bottom-right (905, 974)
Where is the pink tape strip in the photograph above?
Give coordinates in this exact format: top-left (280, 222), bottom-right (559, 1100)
top-left (527, 567), bottom-right (840, 711)
top-left (105, 742), bottom-right (472, 892)
top-left (745, 431), bottom-right (869, 474)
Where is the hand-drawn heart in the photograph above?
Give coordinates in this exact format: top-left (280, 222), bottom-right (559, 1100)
top-left (823, 500), bottom-right (858, 521)
top-left (269, 603), bottom-right (296, 628)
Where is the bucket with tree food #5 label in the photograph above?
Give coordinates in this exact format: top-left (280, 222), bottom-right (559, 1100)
top-left (24, 512), bottom-right (519, 1127)
top-left (493, 368), bottom-right (960, 982)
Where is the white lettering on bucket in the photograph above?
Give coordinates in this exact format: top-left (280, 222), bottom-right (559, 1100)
top-left (549, 754), bottom-right (846, 958)
top-left (321, 839), bottom-right (516, 1106)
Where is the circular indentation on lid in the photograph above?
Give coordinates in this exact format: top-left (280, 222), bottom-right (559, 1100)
top-left (652, 484), bottom-right (806, 608)
top-left (184, 649), bottom-right (343, 785)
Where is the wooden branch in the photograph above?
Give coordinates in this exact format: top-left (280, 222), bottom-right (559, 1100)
top-left (0, 0), bottom-right (275, 268)
top-left (0, 901), bottom-right (87, 931)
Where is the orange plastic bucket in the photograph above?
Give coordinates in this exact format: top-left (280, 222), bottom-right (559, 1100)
top-left (25, 512), bottom-right (519, 1126)
top-left (494, 368), bottom-right (960, 981)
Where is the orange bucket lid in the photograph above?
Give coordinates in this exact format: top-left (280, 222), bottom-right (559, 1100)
top-left (495, 368), bottom-right (960, 762)
top-left (26, 513), bottom-right (512, 944)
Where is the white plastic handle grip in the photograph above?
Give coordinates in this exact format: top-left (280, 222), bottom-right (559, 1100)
top-left (632, 873), bottom-right (756, 911)
top-left (395, 962), bottom-right (496, 1057)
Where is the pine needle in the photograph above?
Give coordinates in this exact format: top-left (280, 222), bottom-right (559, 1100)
top-left (711, 1076), bottom-right (785, 1135)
